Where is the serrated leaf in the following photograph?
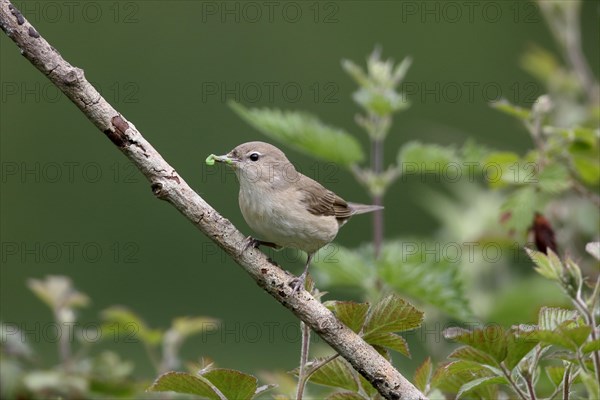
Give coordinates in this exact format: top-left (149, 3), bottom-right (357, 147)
top-left (456, 376), bottom-right (507, 399)
top-left (491, 99), bottom-right (531, 120)
top-left (444, 326), bottom-right (507, 366)
top-left (414, 357), bottom-right (432, 393)
top-left (582, 339), bottom-right (600, 354)
top-left (501, 186), bottom-right (538, 236)
top-left (229, 102), bottom-right (364, 166)
top-left (377, 240), bottom-right (472, 320)
top-left (362, 294), bottom-right (423, 338)
top-left (538, 164), bottom-right (571, 193)
top-left (431, 361), bottom-right (493, 396)
top-left (147, 371), bottom-right (220, 399)
top-left (481, 151), bottom-right (521, 188)
top-left (364, 332), bottom-right (410, 357)
top-left (504, 330), bottom-right (538, 370)
top-left (448, 346), bottom-right (498, 367)
top-left (538, 307), bottom-right (577, 331)
top-left (324, 301), bottom-right (369, 333)
top-left (203, 369), bottom-right (257, 400)
top-left (398, 141), bottom-right (457, 174)
top-left (326, 392), bottom-right (365, 400)
top-left (526, 248), bottom-right (562, 281)
top-left (307, 358), bottom-right (358, 392)
top-left (569, 142), bottom-right (600, 185)
top-left (353, 87), bottom-right (409, 116)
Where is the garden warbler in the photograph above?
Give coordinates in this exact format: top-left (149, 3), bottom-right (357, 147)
top-left (209, 141), bottom-right (382, 293)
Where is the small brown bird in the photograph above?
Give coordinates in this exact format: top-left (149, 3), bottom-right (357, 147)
top-left (209, 141), bottom-right (382, 293)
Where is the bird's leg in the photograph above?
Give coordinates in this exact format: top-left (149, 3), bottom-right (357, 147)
top-left (241, 236), bottom-right (281, 254)
top-left (290, 252), bottom-right (314, 294)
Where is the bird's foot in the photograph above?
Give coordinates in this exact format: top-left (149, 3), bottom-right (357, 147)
top-left (289, 272), bottom-right (307, 294)
top-left (241, 237), bottom-right (281, 255)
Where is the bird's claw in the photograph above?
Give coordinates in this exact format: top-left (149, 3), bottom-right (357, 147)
top-left (289, 273), bottom-right (307, 294)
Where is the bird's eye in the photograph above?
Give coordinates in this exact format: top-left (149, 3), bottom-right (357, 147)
top-left (249, 153), bottom-right (260, 162)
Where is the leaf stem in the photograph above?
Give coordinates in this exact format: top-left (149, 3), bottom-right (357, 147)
top-left (296, 321), bottom-right (311, 400)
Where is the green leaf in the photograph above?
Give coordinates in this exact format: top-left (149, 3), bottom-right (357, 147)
top-left (307, 358), bottom-right (358, 392)
top-left (353, 87), bottom-right (409, 116)
top-left (582, 339), bottom-right (600, 354)
top-left (538, 164), bottom-right (571, 193)
top-left (313, 245), bottom-right (373, 288)
top-left (397, 141), bottom-right (456, 174)
top-left (545, 365), bottom-right (566, 387)
top-left (431, 361), bottom-right (495, 397)
top-left (526, 248), bottom-right (562, 281)
top-left (481, 152), bottom-right (521, 188)
top-left (491, 99), bottom-right (531, 120)
top-left (101, 306), bottom-right (163, 346)
top-left (569, 141), bottom-right (600, 185)
top-left (364, 332), bottom-right (410, 357)
top-left (362, 294), bottom-right (423, 338)
top-left (377, 240), bottom-right (472, 320)
top-left (504, 330), bottom-right (538, 370)
top-left (538, 307), bottom-right (577, 331)
top-left (414, 357), bottom-right (432, 393)
top-left (203, 369), bottom-right (258, 400)
top-left (444, 326), bottom-right (507, 366)
top-left (148, 371), bottom-right (220, 399)
top-left (456, 376), bottom-right (507, 399)
top-left (229, 102), bottom-right (364, 166)
top-left (448, 346), bottom-right (499, 367)
top-left (324, 301), bottom-right (369, 333)
top-left (501, 186), bottom-right (538, 236)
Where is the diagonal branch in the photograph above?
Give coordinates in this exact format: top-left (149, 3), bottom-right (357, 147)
top-left (0, 2), bottom-right (426, 399)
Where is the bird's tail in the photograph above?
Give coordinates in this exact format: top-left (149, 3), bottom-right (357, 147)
top-left (348, 202), bottom-right (384, 215)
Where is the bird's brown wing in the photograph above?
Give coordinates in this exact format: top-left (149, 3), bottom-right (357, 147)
top-left (298, 176), bottom-right (353, 221)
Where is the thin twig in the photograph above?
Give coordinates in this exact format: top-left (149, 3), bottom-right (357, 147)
top-left (296, 321), bottom-right (311, 399)
top-left (0, 3), bottom-right (426, 399)
top-left (501, 363), bottom-right (529, 400)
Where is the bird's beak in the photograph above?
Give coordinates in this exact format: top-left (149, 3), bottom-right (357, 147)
top-left (206, 153), bottom-right (239, 167)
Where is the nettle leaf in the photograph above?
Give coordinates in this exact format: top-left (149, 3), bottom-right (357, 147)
top-left (491, 99), bottom-right (531, 120)
top-left (353, 87), bottom-right (409, 116)
top-left (537, 164), bottom-right (571, 193)
top-left (431, 360), bottom-right (496, 398)
top-left (448, 346), bottom-right (498, 367)
top-left (526, 248), bottom-right (562, 281)
top-left (203, 369), bottom-right (258, 400)
top-left (582, 339), bottom-right (600, 354)
top-left (324, 301), bottom-right (369, 333)
top-left (501, 186), bottom-right (538, 236)
top-left (306, 357), bottom-right (358, 392)
top-left (229, 102), bottom-right (364, 166)
top-left (101, 306), bottom-right (163, 346)
top-left (538, 307), bottom-right (577, 331)
top-left (172, 316), bottom-right (220, 339)
top-left (545, 365), bottom-right (566, 387)
top-left (481, 151), bottom-right (521, 188)
top-left (313, 245), bottom-right (373, 288)
top-left (504, 329), bottom-right (538, 370)
top-left (377, 240), bottom-right (472, 320)
top-left (414, 357), bottom-right (433, 394)
top-left (456, 376), bottom-right (507, 400)
top-left (580, 370), bottom-right (600, 400)
top-left (569, 141), bottom-right (600, 185)
top-left (148, 371), bottom-right (220, 399)
top-left (362, 294), bottom-right (423, 338)
top-left (397, 141), bottom-right (457, 174)
top-left (364, 332), bottom-right (410, 357)
top-left (444, 326), bottom-right (507, 366)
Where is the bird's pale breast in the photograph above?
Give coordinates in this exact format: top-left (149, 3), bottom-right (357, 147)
top-left (238, 184), bottom-right (338, 254)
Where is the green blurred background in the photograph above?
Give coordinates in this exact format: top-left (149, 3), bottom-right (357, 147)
top-left (1, 0), bottom-right (598, 381)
